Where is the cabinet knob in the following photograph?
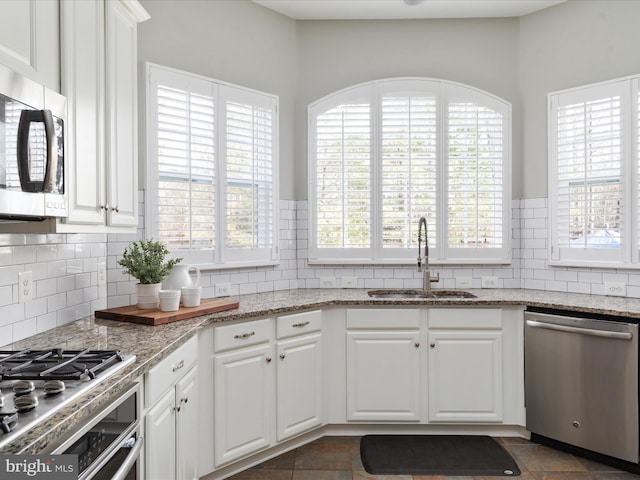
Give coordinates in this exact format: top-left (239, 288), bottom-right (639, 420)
top-left (280, 353), bottom-right (286, 360)
top-left (100, 204), bottom-right (106, 211)
top-left (174, 405), bottom-right (181, 413)
top-left (415, 342), bottom-right (420, 348)
top-left (111, 205), bottom-right (119, 213)
top-left (266, 357), bottom-right (272, 364)
top-left (430, 343), bottom-right (436, 348)
top-left (181, 396), bottom-right (189, 404)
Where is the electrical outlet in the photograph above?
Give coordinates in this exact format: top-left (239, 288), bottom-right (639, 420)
top-left (481, 276), bottom-right (499, 288)
top-left (341, 276), bottom-right (357, 288)
top-left (604, 282), bottom-right (626, 297)
top-left (18, 271), bottom-right (33, 303)
top-left (320, 277), bottom-right (337, 288)
top-left (97, 262), bottom-right (106, 286)
top-left (215, 283), bottom-right (232, 297)
top-left (456, 277), bottom-right (473, 289)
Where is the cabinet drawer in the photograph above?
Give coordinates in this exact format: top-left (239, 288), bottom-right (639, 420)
top-left (277, 310), bottom-right (321, 339)
top-left (429, 308), bottom-right (502, 329)
top-left (347, 308), bottom-right (419, 329)
top-left (145, 336), bottom-right (197, 407)
top-left (214, 318), bottom-right (273, 353)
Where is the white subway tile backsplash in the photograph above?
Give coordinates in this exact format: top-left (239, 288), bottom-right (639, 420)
top-left (1, 195), bottom-right (637, 346)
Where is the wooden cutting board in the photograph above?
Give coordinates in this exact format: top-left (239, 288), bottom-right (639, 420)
top-left (94, 298), bottom-right (240, 326)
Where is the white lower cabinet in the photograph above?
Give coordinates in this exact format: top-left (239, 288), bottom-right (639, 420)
top-left (213, 325), bottom-right (275, 467)
top-left (346, 309), bottom-right (422, 422)
top-left (276, 311), bottom-right (323, 441)
top-left (427, 308), bottom-right (504, 423)
top-left (144, 336), bottom-right (198, 480)
top-left (146, 366), bottom-right (199, 480)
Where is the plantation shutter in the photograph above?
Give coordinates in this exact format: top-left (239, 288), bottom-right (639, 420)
top-left (549, 82), bottom-right (626, 263)
top-left (221, 86), bottom-right (278, 263)
top-left (150, 69), bottom-right (216, 259)
top-left (380, 94), bottom-right (437, 255)
top-left (446, 87), bottom-right (506, 258)
top-left (314, 100), bottom-right (371, 254)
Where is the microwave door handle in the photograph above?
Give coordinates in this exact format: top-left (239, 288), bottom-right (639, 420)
top-left (17, 109), bottom-right (48, 193)
top-left (41, 109), bottom-right (57, 193)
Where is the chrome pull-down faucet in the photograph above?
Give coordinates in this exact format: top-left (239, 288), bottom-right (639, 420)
top-left (417, 217), bottom-right (439, 292)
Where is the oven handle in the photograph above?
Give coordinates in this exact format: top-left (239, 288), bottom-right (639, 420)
top-left (108, 436), bottom-right (143, 480)
top-left (526, 319), bottom-right (633, 340)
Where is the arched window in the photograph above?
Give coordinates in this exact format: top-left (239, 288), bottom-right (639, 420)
top-left (308, 78), bottom-right (511, 264)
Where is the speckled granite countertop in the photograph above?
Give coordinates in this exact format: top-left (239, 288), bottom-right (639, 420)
top-left (4, 287), bottom-right (640, 454)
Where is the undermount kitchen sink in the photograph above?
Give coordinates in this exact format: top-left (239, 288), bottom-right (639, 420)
top-left (367, 289), bottom-right (477, 299)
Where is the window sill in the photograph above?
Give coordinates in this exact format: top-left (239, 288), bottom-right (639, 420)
top-left (306, 258), bottom-right (512, 266)
top-left (193, 260), bottom-right (280, 272)
top-left (547, 259), bottom-right (640, 270)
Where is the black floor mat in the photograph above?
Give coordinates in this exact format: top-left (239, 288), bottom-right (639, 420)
top-left (360, 435), bottom-right (521, 476)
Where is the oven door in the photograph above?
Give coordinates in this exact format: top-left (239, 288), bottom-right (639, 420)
top-left (50, 383), bottom-right (142, 480)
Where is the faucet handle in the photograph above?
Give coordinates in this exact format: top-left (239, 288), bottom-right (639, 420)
top-left (417, 256), bottom-right (422, 272)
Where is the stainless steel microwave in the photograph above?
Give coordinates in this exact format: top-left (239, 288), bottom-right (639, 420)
top-left (0, 63), bottom-right (67, 220)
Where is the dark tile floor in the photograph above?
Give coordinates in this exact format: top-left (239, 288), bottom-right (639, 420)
top-left (227, 436), bottom-right (640, 480)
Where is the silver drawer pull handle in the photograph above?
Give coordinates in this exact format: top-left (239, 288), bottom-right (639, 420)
top-left (292, 321), bottom-right (310, 328)
top-left (172, 360), bottom-right (184, 372)
top-left (234, 331), bottom-right (256, 339)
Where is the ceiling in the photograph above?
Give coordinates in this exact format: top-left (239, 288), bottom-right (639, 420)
top-left (252, 0), bottom-right (567, 20)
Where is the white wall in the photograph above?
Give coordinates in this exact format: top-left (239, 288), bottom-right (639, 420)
top-left (518, 0), bottom-right (640, 198)
top-left (137, 0), bottom-right (298, 199)
top-left (295, 17), bottom-right (521, 198)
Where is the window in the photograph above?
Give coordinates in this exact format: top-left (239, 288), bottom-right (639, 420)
top-left (146, 64), bottom-right (278, 267)
top-left (308, 78), bottom-right (511, 264)
top-left (548, 76), bottom-right (640, 267)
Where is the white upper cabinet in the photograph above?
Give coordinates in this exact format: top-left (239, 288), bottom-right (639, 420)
top-left (0, 0), bottom-right (60, 91)
top-left (60, 0), bottom-right (148, 232)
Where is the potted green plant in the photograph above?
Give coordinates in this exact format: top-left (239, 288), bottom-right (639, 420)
top-left (118, 239), bottom-right (183, 309)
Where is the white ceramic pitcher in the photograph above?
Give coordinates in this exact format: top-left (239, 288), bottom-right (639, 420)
top-left (162, 264), bottom-right (201, 291)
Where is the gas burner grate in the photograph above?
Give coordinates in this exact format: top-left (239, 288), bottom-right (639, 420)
top-left (0, 349), bottom-right (124, 381)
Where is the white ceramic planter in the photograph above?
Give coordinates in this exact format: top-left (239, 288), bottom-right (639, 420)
top-left (136, 283), bottom-right (162, 309)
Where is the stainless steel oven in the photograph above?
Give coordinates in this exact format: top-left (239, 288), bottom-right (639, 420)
top-left (48, 383), bottom-right (142, 480)
top-left (0, 62), bottom-right (67, 220)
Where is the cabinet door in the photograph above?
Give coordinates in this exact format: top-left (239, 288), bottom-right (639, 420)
top-left (145, 388), bottom-right (176, 480)
top-left (346, 331), bottom-right (421, 421)
top-left (0, 0), bottom-right (59, 90)
top-left (60, 0), bottom-right (106, 226)
top-left (214, 343), bottom-right (274, 467)
top-left (104, 0), bottom-right (138, 227)
top-left (176, 366), bottom-right (198, 480)
top-left (276, 333), bottom-right (322, 441)
top-left (428, 331), bottom-right (503, 422)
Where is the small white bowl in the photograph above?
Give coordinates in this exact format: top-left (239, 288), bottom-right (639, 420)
top-left (181, 286), bottom-right (202, 307)
top-left (158, 289), bottom-right (181, 311)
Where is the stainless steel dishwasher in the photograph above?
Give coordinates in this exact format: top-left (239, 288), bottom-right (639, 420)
top-left (525, 310), bottom-right (639, 465)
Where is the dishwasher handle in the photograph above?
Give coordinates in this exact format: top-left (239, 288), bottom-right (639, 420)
top-left (526, 319), bottom-right (633, 340)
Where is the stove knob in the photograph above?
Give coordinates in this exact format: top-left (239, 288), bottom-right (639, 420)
top-left (12, 380), bottom-right (35, 396)
top-left (44, 380), bottom-right (66, 396)
top-left (14, 394), bottom-right (38, 413)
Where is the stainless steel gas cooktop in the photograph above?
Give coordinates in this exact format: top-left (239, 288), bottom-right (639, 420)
top-left (0, 349), bottom-right (135, 450)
